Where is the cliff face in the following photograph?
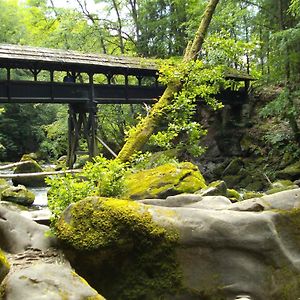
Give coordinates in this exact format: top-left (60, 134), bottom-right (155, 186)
top-left (197, 86), bottom-right (299, 192)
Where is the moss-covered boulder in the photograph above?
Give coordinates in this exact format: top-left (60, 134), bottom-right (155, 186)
top-left (222, 157), bottom-right (244, 176)
top-left (0, 180), bottom-right (10, 200)
top-left (125, 162), bottom-right (206, 200)
top-left (12, 156), bottom-right (46, 187)
top-left (242, 191), bottom-right (264, 200)
top-left (56, 197), bottom-right (181, 300)
top-left (266, 180), bottom-right (299, 195)
top-left (226, 188), bottom-right (242, 202)
top-left (1, 185), bottom-right (35, 206)
top-left (196, 180), bottom-right (227, 197)
top-left (277, 161), bottom-right (300, 181)
top-left (0, 250), bottom-right (9, 284)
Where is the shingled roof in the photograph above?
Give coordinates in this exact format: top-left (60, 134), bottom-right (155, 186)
top-left (0, 43), bottom-right (158, 76)
top-left (0, 43), bottom-right (255, 81)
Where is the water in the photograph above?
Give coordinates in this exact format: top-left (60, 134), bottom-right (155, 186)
top-left (0, 162), bottom-right (51, 207)
top-left (29, 187), bottom-right (49, 207)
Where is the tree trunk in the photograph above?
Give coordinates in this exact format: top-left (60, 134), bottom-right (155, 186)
top-left (117, 0), bottom-right (220, 162)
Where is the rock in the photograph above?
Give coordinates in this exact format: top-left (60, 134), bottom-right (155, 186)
top-left (0, 249), bottom-right (9, 283)
top-left (54, 190), bottom-right (300, 299)
top-left (1, 260), bottom-right (104, 300)
top-left (266, 180), bottom-right (299, 195)
top-left (1, 185), bottom-right (35, 206)
top-left (20, 208), bottom-right (51, 225)
top-left (196, 180), bottom-right (227, 196)
top-left (185, 195), bottom-right (232, 209)
top-left (73, 154), bottom-right (90, 169)
top-left (0, 205), bottom-right (56, 253)
top-left (0, 179), bottom-right (10, 200)
top-left (277, 161), bottom-right (300, 181)
top-left (226, 188), bottom-right (242, 202)
top-left (55, 197), bottom-right (181, 300)
top-left (1, 248), bottom-right (105, 300)
top-left (12, 156), bottom-right (46, 187)
top-left (243, 191), bottom-right (264, 200)
top-left (230, 189), bottom-right (300, 211)
top-left (147, 200), bottom-right (300, 299)
top-left (222, 157), bottom-right (244, 176)
top-left (227, 198), bottom-right (265, 212)
top-left (125, 162), bottom-right (206, 199)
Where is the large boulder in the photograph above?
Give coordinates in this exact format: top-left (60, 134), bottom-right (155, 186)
top-left (12, 156), bottom-right (46, 187)
top-left (55, 197), bottom-right (181, 300)
top-left (146, 190), bottom-right (300, 300)
top-left (1, 185), bottom-right (35, 207)
top-left (125, 162), bottom-right (206, 199)
top-left (56, 189), bottom-right (300, 300)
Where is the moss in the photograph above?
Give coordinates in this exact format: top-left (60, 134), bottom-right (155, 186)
top-left (266, 185), bottom-right (298, 195)
top-left (125, 162), bottom-right (206, 199)
top-left (222, 157), bottom-right (244, 176)
top-left (222, 175), bottom-right (242, 188)
top-left (0, 249), bottom-right (10, 284)
top-left (12, 157), bottom-right (46, 187)
top-left (0, 180), bottom-right (9, 200)
top-left (242, 191), bottom-right (264, 200)
top-left (277, 161), bottom-right (300, 180)
top-left (226, 188), bottom-right (241, 201)
top-left (270, 210), bottom-right (300, 298)
top-left (1, 185), bottom-right (35, 206)
top-left (56, 197), bottom-right (182, 300)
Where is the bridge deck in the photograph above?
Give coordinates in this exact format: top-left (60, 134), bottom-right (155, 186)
top-left (0, 80), bottom-right (164, 104)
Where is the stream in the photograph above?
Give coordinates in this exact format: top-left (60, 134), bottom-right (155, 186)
top-left (1, 163), bottom-right (52, 223)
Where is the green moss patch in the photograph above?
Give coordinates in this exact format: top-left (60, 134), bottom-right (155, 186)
top-left (0, 249), bottom-right (10, 283)
top-left (1, 185), bottom-right (35, 206)
top-left (12, 157), bottom-right (46, 187)
top-left (56, 197), bottom-right (182, 300)
top-left (125, 162), bottom-right (206, 199)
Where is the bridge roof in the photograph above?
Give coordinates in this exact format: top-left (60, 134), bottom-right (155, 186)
top-left (0, 44), bottom-right (255, 81)
top-left (0, 43), bottom-right (158, 76)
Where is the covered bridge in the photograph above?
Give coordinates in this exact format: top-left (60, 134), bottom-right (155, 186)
top-left (0, 44), bottom-right (253, 166)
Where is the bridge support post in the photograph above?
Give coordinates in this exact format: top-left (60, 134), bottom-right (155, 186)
top-left (66, 103), bottom-right (98, 168)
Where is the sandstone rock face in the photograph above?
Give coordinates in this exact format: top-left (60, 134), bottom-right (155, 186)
top-left (1, 258), bottom-right (104, 300)
top-left (0, 205), bottom-right (106, 300)
top-left (1, 185), bottom-right (35, 206)
top-left (125, 162), bottom-right (206, 199)
top-left (145, 188), bottom-right (300, 300)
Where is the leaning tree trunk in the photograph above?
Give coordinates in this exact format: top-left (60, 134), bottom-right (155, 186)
top-left (117, 0), bottom-right (220, 162)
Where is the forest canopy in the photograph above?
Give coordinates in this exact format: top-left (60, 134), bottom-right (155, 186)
top-left (0, 0), bottom-right (299, 161)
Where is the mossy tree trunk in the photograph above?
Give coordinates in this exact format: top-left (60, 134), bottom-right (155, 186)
top-left (117, 0), bottom-right (220, 162)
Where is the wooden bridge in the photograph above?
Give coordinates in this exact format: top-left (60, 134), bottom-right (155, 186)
top-left (0, 44), bottom-right (253, 167)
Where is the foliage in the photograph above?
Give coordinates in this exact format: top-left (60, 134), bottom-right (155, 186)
top-left (46, 154), bottom-right (128, 221)
top-left (129, 150), bottom-right (179, 170)
top-left (260, 88), bottom-right (299, 119)
top-left (83, 155), bottom-right (129, 197)
top-left (148, 59), bottom-right (225, 157)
